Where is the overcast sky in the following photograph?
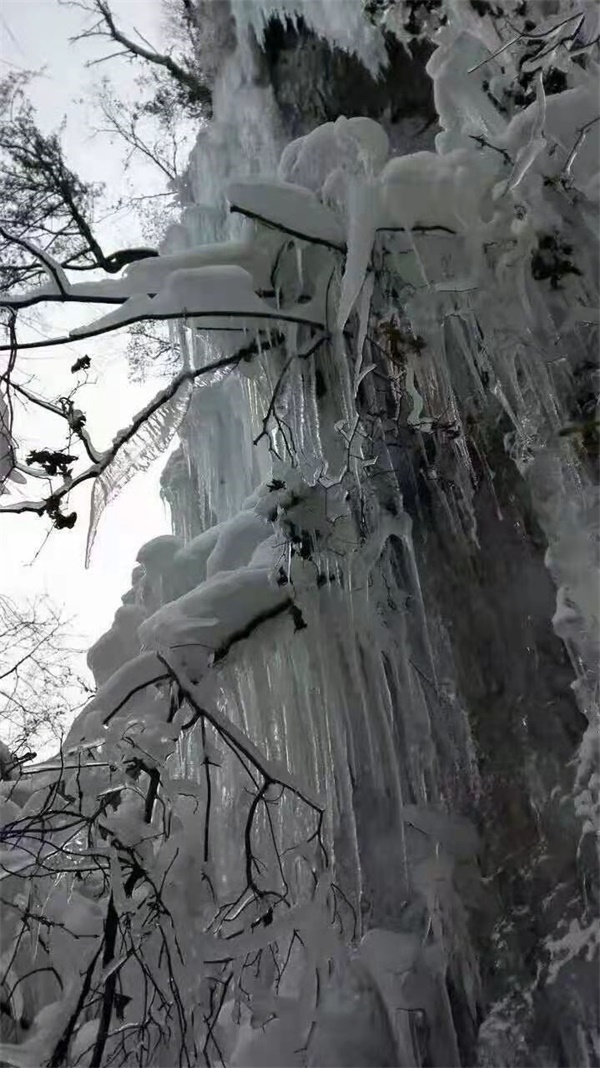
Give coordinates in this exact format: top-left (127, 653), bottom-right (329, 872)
top-left (1, 0), bottom-right (184, 655)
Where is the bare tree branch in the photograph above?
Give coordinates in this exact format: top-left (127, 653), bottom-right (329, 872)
top-left (0, 306), bottom-right (326, 353)
top-left (0, 71), bottom-right (160, 293)
top-left (0, 593), bottom-right (89, 758)
top-left (0, 226), bottom-right (68, 296)
top-left (69, 0), bottom-right (211, 113)
top-left (0, 348), bottom-right (244, 517)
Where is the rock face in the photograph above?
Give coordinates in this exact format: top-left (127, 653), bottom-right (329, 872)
top-left (407, 431), bottom-right (597, 1066)
top-left (259, 15), bottom-right (438, 145)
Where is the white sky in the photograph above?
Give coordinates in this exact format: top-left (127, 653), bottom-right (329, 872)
top-left (0, 0), bottom-right (183, 654)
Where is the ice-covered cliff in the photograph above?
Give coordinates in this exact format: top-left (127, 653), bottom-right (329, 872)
top-left (4, 2), bottom-right (596, 1066)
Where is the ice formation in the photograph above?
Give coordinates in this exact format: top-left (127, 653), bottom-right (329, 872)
top-left (230, 0), bottom-right (388, 75)
top-left (1, 1), bottom-right (598, 1065)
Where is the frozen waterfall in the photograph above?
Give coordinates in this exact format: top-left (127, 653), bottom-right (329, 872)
top-left (2, 2), bottom-right (598, 1066)
top-left (89, 4), bottom-right (599, 1064)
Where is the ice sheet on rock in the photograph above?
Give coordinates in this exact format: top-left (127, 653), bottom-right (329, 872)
top-left (502, 74), bottom-right (547, 194)
top-left (170, 373), bottom-right (269, 533)
top-left (401, 805), bottom-right (480, 860)
top-left (132, 535), bottom-right (186, 609)
top-left (136, 534), bottom-right (183, 571)
top-left (179, 41), bottom-right (283, 251)
top-left (248, 532), bottom-right (281, 569)
top-left (564, 306), bottom-right (600, 326)
top-left (357, 929), bottom-right (434, 1063)
top-left (206, 510), bottom-right (272, 577)
top-left (172, 525), bottom-right (223, 589)
top-left (87, 603), bottom-right (147, 687)
top-left (227, 180), bottom-right (346, 249)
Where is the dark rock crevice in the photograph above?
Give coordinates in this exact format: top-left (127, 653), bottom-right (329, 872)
top-left (258, 14), bottom-right (439, 146)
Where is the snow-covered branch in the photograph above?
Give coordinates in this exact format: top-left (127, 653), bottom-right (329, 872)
top-left (68, 0), bottom-right (211, 112)
top-left (0, 349), bottom-right (244, 518)
top-left (0, 228), bottom-right (70, 299)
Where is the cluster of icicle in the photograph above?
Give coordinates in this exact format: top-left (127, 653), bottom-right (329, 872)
top-left (70, 0), bottom-right (598, 828)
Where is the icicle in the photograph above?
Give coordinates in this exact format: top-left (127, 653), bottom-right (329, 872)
top-left (338, 181), bottom-right (381, 331)
top-left (296, 241), bottom-right (304, 290)
top-left (353, 272), bottom-right (375, 397)
top-left (85, 379), bottom-right (193, 567)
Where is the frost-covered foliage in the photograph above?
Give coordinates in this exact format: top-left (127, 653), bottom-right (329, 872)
top-left (1, 0), bottom-right (598, 1064)
top-left (0, 594), bottom-right (89, 759)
